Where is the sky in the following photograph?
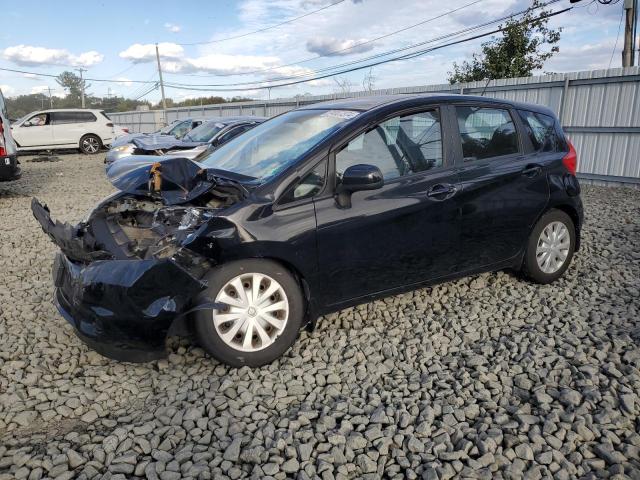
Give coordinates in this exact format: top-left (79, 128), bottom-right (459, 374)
top-left (0, 0), bottom-right (629, 103)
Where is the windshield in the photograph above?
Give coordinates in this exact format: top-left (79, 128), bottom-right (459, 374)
top-left (184, 121), bottom-right (225, 142)
top-left (200, 109), bottom-right (358, 180)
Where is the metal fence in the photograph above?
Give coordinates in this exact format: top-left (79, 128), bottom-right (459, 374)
top-left (109, 67), bottom-right (640, 186)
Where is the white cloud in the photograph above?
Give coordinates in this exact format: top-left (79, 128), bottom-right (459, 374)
top-left (164, 22), bottom-right (182, 33)
top-left (0, 84), bottom-right (15, 96)
top-left (306, 37), bottom-right (374, 56)
top-left (119, 42), bottom-right (184, 63)
top-left (30, 85), bottom-right (49, 94)
top-left (3, 45), bottom-right (103, 67)
top-left (184, 53), bottom-right (281, 74)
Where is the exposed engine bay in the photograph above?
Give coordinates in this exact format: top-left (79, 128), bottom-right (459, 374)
top-left (32, 157), bottom-right (249, 277)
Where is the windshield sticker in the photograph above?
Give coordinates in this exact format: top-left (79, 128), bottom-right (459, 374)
top-left (320, 110), bottom-right (359, 120)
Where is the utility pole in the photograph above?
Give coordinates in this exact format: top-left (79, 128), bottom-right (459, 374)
top-left (622, 0), bottom-right (637, 67)
top-left (75, 67), bottom-right (87, 108)
top-left (47, 87), bottom-right (53, 109)
top-left (155, 43), bottom-right (168, 126)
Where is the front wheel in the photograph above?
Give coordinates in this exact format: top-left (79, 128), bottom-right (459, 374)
top-left (79, 134), bottom-right (102, 154)
top-left (522, 209), bottom-right (576, 284)
top-left (193, 259), bottom-right (304, 367)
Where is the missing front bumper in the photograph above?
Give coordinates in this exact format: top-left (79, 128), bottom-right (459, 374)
top-left (52, 252), bottom-right (206, 362)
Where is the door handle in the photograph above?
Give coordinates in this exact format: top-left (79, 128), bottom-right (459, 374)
top-left (522, 164), bottom-right (542, 177)
top-left (427, 183), bottom-right (457, 200)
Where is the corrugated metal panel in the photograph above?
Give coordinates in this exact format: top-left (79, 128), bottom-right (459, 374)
top-left (109, 67), bottom-right (640, 184)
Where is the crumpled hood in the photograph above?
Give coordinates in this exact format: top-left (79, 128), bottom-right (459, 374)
top-left (132, 135), bottom-right (204, 151)
top-left (106, 156), bottom-right (215, 205)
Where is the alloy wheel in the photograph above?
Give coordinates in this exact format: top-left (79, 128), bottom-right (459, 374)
top-left (82, 137), bottom-right (100, 153)
top-left (212, 273), bottom-right (289, 352)
top-left (536, 221), bottom-right (570, 274)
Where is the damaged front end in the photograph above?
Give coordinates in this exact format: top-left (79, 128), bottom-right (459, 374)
top-left (32, 157), bottom-right (248, 362)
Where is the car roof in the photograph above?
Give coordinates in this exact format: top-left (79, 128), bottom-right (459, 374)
top-left (200, 116), bottom-right (266, 125)
top-left (35, 108), bottom-right (105, 113)
top-left (299, 93), bottom-right (556, 116)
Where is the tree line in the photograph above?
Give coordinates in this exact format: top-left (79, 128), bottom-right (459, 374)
top-left (4, 70), bottom-right (252, 120)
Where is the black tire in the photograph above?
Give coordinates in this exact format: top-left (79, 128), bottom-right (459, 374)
top-left (522, 209), bottom-right (575, 284)
top-left (79, 134), bottom-right (102, 154)
top-left (193, 259), bottom-right (304, 368)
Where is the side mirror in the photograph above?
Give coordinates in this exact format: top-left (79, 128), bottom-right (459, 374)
top-left (336, 164), bottom-right (383, 208)
top-left (23, 121), bottom-right (32, 127)
top-left (341, 164), bottom-right (384, 192)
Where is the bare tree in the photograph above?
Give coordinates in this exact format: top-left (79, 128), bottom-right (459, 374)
top-left (333, 77), bottom-right (354, 97)
top-left (362, 68), bottom-right (376, 93)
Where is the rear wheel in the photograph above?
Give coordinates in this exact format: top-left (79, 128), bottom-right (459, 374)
top-left (193, 259), bottom-right (304, 367)
top-left (79, 134), bottom-right (102, 154)
top-left (523, 209), bottom-right (575, 284)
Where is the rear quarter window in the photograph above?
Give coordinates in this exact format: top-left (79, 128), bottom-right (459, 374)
top-left (518, 110), bottom-right (561, 153)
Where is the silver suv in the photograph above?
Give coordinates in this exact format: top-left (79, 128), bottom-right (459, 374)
top-left (0, 88), bottom-right (20, 181)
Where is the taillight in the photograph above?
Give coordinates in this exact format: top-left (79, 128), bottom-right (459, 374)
top-left (0, 118), bottom-right (6, 157)
top-left (122, 128), bottom-right (129, 133)
top-left (106, 122), bottom-right (114, 127)
top-left (563, 140), bottom-right (577, 175)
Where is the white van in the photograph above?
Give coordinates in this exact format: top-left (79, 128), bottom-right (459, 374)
top-left (11, 109), bottom-right (121, 154)
top-left (0, 88), bottom-right (20, 181)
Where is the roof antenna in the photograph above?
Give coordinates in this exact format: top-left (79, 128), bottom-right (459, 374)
top-left (480, 77), bottom-right (491, 96)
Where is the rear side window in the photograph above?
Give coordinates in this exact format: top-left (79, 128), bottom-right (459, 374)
top-left (336, 109), bottom-right (443, 182)
top-left (100, 111), bottom-right (112, 121)
top-left (51, 111), bottom-right (97, 124)
top-left (518, 110), bottom-right (560, 152)
top-left (456, 106), bottom-right (519, 161)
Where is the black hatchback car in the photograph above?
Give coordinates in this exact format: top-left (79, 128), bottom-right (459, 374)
top-left (32, 94), bottom-right (583, 367)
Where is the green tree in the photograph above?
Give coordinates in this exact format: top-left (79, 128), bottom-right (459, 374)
top-left (56, 71), bottom-right (90, 105)
top-left (448, 0), bottom-right (561, 84)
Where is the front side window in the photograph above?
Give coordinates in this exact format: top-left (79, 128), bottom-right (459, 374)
top-left (27, 113), bottom-right (49, 126)
top-left (456, 106), bottom-right (519, 161)
top-left (200, 109), bottom-right (358, 180)
top-left (336, 109), bottom-right (443, 182)
top-left (279, 161), bottom-right (326, 204)
top-left (217, 124), bottom-right (253, 146)
top-left (518, 110), bottom-right (560, 152)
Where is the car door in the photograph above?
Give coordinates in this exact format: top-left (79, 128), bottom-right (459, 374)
top-left (12, 113), bottom-right (53, 147)
top-left (50, 111), bottom-right (76, 145)
top-left (450, 104), bottom-right (549, 271)
top-left (314, 107), bottom-right (462, 307)
top-left (51, 111), bottom-right (97, 146)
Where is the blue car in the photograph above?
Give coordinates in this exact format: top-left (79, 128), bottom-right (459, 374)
top-left (105, 116), bottom-right (264, 167)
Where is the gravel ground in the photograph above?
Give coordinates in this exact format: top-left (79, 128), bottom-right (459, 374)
top-left (1, 153), bottom-right (639, 480)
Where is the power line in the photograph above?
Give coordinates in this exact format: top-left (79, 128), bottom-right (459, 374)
top-left (609, 4), bottom-right (625, 68)
top-left (165, 0), bottom-right (565, 89)
top-left (162, 7), bottom-right (572, 93)
top-left (133, 83), bottom-right (158, 101)
top-left (168, 0), bottom-right (485, 78)
top-left (0, 66), bottom-right (159, 84)
top-left (176, 0), bottom-right (346, 46)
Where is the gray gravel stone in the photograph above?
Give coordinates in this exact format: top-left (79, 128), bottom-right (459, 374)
top-left (0, 157), bottom-right (639, 479)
